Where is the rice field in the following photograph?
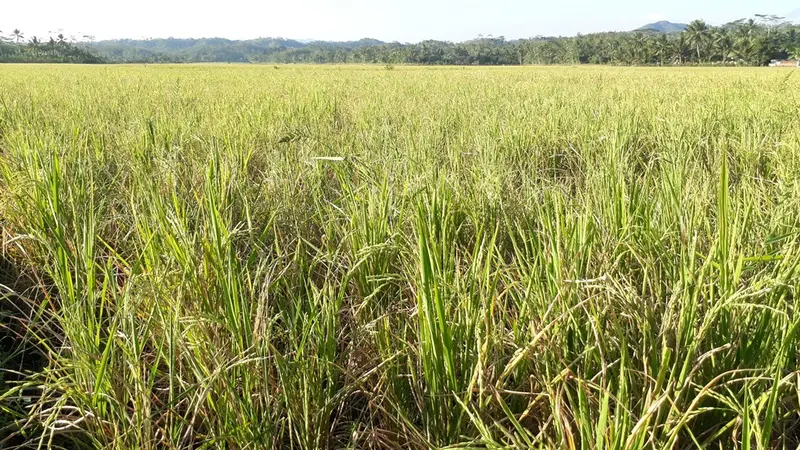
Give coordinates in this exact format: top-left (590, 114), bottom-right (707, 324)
top-left (1, 64), bottom-right (800, 449)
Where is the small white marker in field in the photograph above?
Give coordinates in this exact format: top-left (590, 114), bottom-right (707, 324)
top-left (308, 156), bottom-right (345, 162)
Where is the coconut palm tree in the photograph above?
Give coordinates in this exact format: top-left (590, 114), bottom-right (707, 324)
top-left (12, 29), bottom-right (23, 44)
top-left (47, 37), bottom-right (57, 56)
top-left (731, 37), bottom-right (757, 65)
top-left (737, 18), bottom-right (758, 39)
top-left (29, 36), bottom-right (41, 57)
top-left (685, 20), bottom-right (710, 62)
top-left (654, 33), bottom-right (670, 66)
top-left (714, 30), bottom-right (734, 63)
top-left (629, 32), bottom-right (650, 64)
top-left (672, 34), bottom-right (690, 65)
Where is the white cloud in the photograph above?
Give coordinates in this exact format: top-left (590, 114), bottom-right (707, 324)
top-left (646, 13), bottom-right (667, 22)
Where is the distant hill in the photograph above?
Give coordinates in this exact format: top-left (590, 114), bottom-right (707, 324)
top-left (308, 38), bottom-right (386, 48)
top-left (88, 37), bottom-right (387, 63)
top-left (636, 21), bottom-right (688, 33)
top-left (89, 37), bottom-right (308, 63)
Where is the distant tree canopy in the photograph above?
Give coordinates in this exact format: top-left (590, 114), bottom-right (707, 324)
top-left (2, 16), bottom-right (799, 66)
top-left (0, 31), bottom-right (104, 63)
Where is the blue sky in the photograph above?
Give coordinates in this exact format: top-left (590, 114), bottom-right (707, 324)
top-left (2, 0), bottom-right (799, 43)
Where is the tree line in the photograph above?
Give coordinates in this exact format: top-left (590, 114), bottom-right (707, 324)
top-left (3, 16), bottom-right (799, 66)
top-left (263, 18), bottom-right (799, 66)
top-left (0, 29), bottom-right (104, 63)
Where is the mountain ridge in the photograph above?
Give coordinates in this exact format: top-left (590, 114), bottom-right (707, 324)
top-left (636, 21), bottom-right (688, 33)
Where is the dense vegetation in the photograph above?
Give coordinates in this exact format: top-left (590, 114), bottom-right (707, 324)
top-left (3, 16), bottom-right (800, 65)
top-left (0, 30), bottom-right (104, 63)
top-left (1, 65), bottom-right (799, 449)
top-left (89, 17), bottom-right (800, 65)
